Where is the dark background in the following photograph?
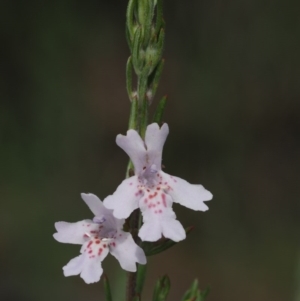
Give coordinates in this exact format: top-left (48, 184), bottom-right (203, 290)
top-left (1, 0), bottom-right (300, 300)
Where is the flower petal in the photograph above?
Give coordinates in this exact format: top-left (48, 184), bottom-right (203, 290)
top-left (161, 171), bottom-right (212, 211)
top-left (161, 219), bottom-right (186, 242)
top-left (81, 193), bottom-right (110, 217)
top-left (63, 254), bottom-right (85, 277)
top-left (63, 243), bottom-right (109, 284)
top-left (139, 217), bottom-right (185, 242)
top-left (53, 220), bottom-right (98, 244)
top-left (138, 192), bottom-right (184, 241)
top-left (81, 193), bottom-right (123, 231)
top-left (110, 232), bottom-right (146, 272)
top-left (145, 123), bottom-right (169, 169)
top-left (116, 129), bottom-right (146, 174)
top-left (79, 257), bottom-right (104, 284)
top-left (103, 176), bottom-right (142, 219)
top-left (138, 220), bottom-right (162, 242)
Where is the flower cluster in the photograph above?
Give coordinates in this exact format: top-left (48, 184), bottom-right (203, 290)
top-left (53, 123), bottom-right (212, 283)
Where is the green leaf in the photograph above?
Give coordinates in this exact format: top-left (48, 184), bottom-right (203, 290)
top-left (103, 274), bottom-right (113, 301)
top-left (144, 28), bottom-right (164, 76)
top-left (126, 56), bottom-right (134, 100)
top-left (155, 28), bottom-right (165, 60)
top-left (126, 26), bottom-right (133, 53)
top-left (181, 280), bottom-right (210, 301)
top-left (141, 0), bottom-right (153, 47)
top-left (152, 275), bottom-right (171, 301)
top-left (152, 95), bottom-right (167, 124)
top-left (155, 0), bottom-right (163, 35)
top-left (148, 59), bottom-right (165, 100)
top-left (126, 0), bottom-right (137, 39)
top-left (132, 27), bottom-right (143, 75)
top-left (142, 226), bottom-right (194, 256)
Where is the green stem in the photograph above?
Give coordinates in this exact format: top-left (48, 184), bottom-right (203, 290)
top-left (125, 0), bottom-right (165, 300)
top-left (137, 75), bottom-right (149, 137)
top-left (103, 275), bottom-right (113, 301)
top-left (136, 264), bottom-right (147, 296)
top-left (125, 72), bottom-right (149, 301)
top-left (126, 97), bottom-right (138, 178)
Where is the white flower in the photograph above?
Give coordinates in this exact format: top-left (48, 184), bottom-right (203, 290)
top-left (103, 123), bottom-right (213, 242)
top-left (53, 193), bottom-right (146, 284)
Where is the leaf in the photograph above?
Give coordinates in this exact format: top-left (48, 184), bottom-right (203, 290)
top-left (126, 0), bottom-right (137, 39)
top-left (126, 56), bottom-right (134, 101)
top-left (152, 95), bottom-right (167, 123)
top-left (181, 279), bottom-right (210, 301)
top-left (152, 275), bottom-right (171, 301)
top-left (148, 59), bottom-right (165, 101)
top-left (132, 27), bottom-right (143, 75)
top-left (155, 0), bottom-right (163, 35)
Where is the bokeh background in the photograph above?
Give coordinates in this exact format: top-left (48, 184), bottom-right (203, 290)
top-left (1, 0), bottom-right (300, 300)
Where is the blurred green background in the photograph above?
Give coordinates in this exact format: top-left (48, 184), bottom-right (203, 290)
top-left (1, 0), bottom-right (300, 300)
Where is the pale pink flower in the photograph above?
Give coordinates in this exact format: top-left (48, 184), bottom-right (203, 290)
top-left (104, 123), bottom-right (212, 242)
top-left (53, 193), bottom-right (146, 284)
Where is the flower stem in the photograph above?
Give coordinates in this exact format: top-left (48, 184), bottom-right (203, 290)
top-left (126, 272), bottom-right (136, 301)
top-left (137, 76), bottom-right (149, 138)
top-left (125, 0), bottom-right (165, 299)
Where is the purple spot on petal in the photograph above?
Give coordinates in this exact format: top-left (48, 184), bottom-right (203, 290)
top-left (162, 194), bottom-right (167, 207)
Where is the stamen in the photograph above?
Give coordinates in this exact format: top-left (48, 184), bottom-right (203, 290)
top-left (102, 238), bottom-right (111, 242)
top-left (150, 164), bottom-right (158, 173)
top-left (93, 216), bottom-right (106, 224)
